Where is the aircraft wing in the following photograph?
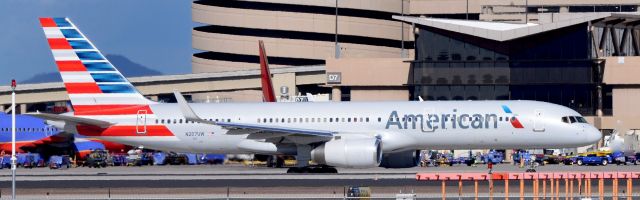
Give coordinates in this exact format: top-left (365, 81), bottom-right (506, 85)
top-left (216, 121), bottom-right (334, 137)
top-left (27, 112), bottom-right (113, 128)
top-left (174, 91), bottom-right (334, 138)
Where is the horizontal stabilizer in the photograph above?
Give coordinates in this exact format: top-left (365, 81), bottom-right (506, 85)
top-left (28, 112), bottom-right (112, 128)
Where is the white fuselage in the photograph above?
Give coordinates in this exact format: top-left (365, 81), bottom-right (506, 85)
top-left (70, 100), bottom-right (602, 154)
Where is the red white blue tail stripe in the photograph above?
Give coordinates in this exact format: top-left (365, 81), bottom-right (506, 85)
top-left (40, 17), bottom-right (155, 116)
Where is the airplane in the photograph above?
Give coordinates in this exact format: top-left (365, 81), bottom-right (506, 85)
top-left (33, 17), bottom-right (602, 173)
top-left (0, 112), bottom-right (61, 153)
top-left (0, 112), bottom-right (107, 160)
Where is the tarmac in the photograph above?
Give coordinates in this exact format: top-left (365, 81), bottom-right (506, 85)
top-left (0, 164), bottom-right (637, 199)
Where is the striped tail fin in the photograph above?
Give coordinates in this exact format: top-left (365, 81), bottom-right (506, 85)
top-left (39, 17), bottom-right (155, 116)
top-left (258, 40), bottom-right (276, 102)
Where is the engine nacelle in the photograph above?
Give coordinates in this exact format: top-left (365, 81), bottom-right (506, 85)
top-left (311, 136), bottom-right (381, 168)
top-left (379, 150), bottom-right (422, 168)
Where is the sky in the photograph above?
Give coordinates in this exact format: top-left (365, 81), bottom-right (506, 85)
top-left (0, 0), bottom-right (194, 84)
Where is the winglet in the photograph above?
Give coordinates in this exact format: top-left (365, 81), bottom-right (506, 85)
top-left (173, 91), bottom-right (216, 125)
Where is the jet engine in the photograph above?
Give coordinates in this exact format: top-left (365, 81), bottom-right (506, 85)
top-left (311, 136), bottom-right (381, 168)
top-left (378, 150), bottom-right (422, 168)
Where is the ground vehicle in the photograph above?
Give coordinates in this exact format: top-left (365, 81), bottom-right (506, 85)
top-left (482, 151), bottom-right (504, 164)
top-left (347, 186), bottom-right (371, 199)
top-left (49, 155), bottom-right (71, 169)
top-left (633, 153), bottom-right (640, 165)
top-left (512, 151), bottom-right (531, 165)
top-left (85, 150), bottom-right (108, 168)
top-left (543, 155), bottom-right (561, 164)
top-left (110, 153), bottom-right (127, 166)
top-left (203, 154), bottom-right (226, 165)
top-left (562, 155), bottom-right (578, 165)
top-left (21, 153), bottom-right (41, 168)
top-left (131, 153), bottom-right (154, 166)
top-left (459, 156), bottom-right (476, 166)
top-left (611, 151), bottom-right (627, 165)
top-left (166, 153), bottom-right (188, 165)
top-left (153, 152), bottom-right (167, 165)
top-left (577, 153), bottom-right (612, 166)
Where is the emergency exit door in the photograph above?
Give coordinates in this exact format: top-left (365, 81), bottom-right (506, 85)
top-left (533, 109), bottom-right (545, 132)
top-left (136, 110), bottom-right (147, 134)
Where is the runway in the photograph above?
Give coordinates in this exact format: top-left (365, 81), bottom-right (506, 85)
top-left (0, 164), bottom-right (637, 199)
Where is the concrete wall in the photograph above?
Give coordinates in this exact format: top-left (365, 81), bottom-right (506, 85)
top-left (350, 87), bottom-right (409, 101)
top-left (325, 58), bottom-right (411, 86)
top-left (410, 0), bottom-right (640, 15)
top-left (192, 0), bottom-right (413, 73)
top-left (603, 57), bottom-right (640, 85)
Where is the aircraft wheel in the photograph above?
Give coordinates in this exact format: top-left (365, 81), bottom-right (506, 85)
top-left (286, 167), bottom-right (300, 173)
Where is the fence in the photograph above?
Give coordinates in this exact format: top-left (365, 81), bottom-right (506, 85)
top-left (417, 171), bottom-right (640, 199)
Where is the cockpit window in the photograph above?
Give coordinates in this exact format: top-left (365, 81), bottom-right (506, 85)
top-left (562, 116), bottom-right (588, 124)
top-left (576, 117), bottom-right (587, 123)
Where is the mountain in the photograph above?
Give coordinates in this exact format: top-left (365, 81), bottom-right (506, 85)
top-left (21, 54), bottom-right (163, 84)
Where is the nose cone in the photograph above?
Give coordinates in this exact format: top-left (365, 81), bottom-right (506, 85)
top-left (585, 126), bottom-right (602, 144)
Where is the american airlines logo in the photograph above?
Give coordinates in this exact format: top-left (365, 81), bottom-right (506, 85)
top-left (385, 105), bottom-right (524, 131)
top-left (501, 105), bottom-right (524, 129)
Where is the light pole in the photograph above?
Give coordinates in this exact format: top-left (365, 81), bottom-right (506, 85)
top-left (10, 79), bottom-right (16, 200)
top-left (335, 0), bottom-right (340, 59)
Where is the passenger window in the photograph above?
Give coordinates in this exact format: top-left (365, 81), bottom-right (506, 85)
top-left (329, 118), bottom-right (333, 122)
top-left (378, 117), bottom-right (381, 122)
top-left (366, 117), bottom-right (370, 122)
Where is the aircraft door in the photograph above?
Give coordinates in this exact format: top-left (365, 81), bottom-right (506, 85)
top-left (136, 110), bottom-right (147, 134)
top-left (533, 109), bottom-right (545, 132)
top-left (422, 108), bottom-right (435, 132)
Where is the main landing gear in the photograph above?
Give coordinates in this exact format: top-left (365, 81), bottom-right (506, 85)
top-left (286, 166), bottom-right (338, 173)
